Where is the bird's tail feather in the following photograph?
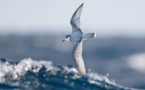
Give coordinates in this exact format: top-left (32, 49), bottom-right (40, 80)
top-left (83, 33), bottom-right (96, 40)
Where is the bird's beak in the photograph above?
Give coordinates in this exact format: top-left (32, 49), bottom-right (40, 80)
top-left (62, 39), bottom-right (65, 42)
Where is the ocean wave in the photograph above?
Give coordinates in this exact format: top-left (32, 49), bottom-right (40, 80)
top-left (0, 58), bottom-right (131, 90)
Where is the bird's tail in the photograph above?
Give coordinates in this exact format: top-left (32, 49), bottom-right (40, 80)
top-left (83, 33), bottom-right (96, 40)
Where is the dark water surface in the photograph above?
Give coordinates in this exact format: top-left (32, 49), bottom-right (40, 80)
top-left (0, 58), bottom-right (131, 90)
top-left (0, 35), bottom-right (145, 90)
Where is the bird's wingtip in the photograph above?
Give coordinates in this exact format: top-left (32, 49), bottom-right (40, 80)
top-left (80, 3), bottom-right (84, 7)
top-left (83, 73), bottom-right (87, 77)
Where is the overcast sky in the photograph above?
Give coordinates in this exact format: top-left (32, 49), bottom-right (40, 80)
top-left (0, 0), bottom-right (145, 37)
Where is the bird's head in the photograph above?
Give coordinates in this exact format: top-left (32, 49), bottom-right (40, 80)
top-left (62, 35), bottom-right (70, 42)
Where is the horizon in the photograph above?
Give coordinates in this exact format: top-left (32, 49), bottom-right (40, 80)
top-left (0, 0), bottom-right (145, 37)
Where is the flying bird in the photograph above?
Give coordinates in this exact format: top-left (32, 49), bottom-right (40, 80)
top-left (62, 3), bottom-right (96, 76)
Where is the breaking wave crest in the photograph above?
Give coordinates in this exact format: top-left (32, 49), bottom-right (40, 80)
top-left (0, 58), bottom-right (131, 90)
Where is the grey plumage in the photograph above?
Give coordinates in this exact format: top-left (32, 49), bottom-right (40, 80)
top-left (70, 3), bottom-right (83, 32)
top-left (63, 3), bottom-right (96, 76)
top-left (83, 33), bottom-right (96, 40)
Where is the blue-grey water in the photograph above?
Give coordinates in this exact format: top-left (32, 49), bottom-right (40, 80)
top-left (0, 58), bottom-right (128, 90)
top-left (0, 35), bottom-right (145, 90)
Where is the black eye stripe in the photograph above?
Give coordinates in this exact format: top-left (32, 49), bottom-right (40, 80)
top-left (65, 35), bottom-right (70, 38)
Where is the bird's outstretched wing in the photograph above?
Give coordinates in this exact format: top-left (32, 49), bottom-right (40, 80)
top-left (73, 41), bottom-right (86, 76)
top-left (70, 3), bottom-right (84, 32)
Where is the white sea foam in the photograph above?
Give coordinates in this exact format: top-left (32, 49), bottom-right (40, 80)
top-left (0, 58), bottom-right (128, 89)
top-left (127, 53), bottom-right (145, 74)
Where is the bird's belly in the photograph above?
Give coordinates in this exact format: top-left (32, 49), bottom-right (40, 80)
top-left (70, 31), bottom-right (82, 42)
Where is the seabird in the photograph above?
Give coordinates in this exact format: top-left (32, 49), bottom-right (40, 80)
top-left (62, 3), bottom-right (96, 76)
